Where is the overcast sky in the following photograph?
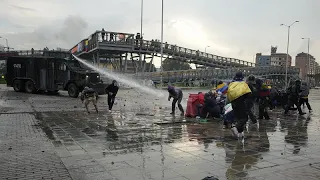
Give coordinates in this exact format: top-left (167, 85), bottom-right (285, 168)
top-left (0, 0), bottom-right (319, 67)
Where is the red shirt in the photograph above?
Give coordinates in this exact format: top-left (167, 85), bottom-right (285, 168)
top-left (198, 93), bottom-right (205, 104)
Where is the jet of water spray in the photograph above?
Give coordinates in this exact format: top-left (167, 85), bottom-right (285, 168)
top-left (72, 55), bottom-right (165, 97)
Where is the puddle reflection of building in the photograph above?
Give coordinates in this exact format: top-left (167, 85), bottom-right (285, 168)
top-left (166, 116), bottom-right (184, 142)
top-left (224, 121), bottom-right (270, 179)
top-left (185, 123), bottom-right (216, 150)
top-left (283, 116), bottom-right (310, 154)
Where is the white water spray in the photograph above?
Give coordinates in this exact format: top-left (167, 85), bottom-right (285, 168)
top-left (72, 55), bottom-right (165, 97)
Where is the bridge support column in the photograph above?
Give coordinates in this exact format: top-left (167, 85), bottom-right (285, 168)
top-left (130, 52), bottom-right (138, 73)
top-left (124, 53), bottom-right (128, 73)
top-left (142, 53), bottom-right (147, 74)
top-left (92, 54), bottom-right (96, 65)
top-left (119, 54), bottom-right (123, 72)
top-left (96, 51), bottom-right (100, 67)
top-left (149, 53), bottom-right (155, 72)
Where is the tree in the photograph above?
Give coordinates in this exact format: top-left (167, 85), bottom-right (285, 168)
top-left (162, 58), bottom-right (191, 71)
top-left (145, 62), bottom-right (157, 72)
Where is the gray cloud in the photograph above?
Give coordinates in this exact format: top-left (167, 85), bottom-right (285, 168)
top-left (1, 0), bottom-right (319, 65)
top-left (9, 5), bottom-right (37, 12)
top-left (3, 16), bottom-right (88, 50)
top-left (54, 16), bottom-right (88, 46)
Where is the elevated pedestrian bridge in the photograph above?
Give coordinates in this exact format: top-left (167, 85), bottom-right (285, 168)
top-left (70, 30), bottom-right (255, 68)
top-left (134, 66), bottom-right (300, 84)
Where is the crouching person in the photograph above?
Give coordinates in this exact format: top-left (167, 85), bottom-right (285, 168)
top-left (202, 92), bottom-right (221, 119)
top-left (81, 87), bottom-right (98, 114)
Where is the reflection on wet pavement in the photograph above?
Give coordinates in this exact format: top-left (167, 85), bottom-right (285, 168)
top-left (1, 86), bottom-right (320, 180)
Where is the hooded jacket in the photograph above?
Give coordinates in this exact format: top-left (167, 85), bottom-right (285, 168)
top-left (106, 80), bottom-right (119, 96)
top-left (168, 88), bottom-right (182, 99)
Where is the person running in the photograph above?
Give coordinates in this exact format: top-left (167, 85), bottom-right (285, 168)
top-left (106, 80), bottom-right (119, 112)
top-left (256, 79), bottom-right (270, 120)
top-left (227, 72), bottom-right (252, 139)
top-left (168, 86), bottom-right (184, 116)
top-left (299, 81), bottom-right (312, 113)
top-left (80, 87), bottom-right (98, 114)
top-left (246, 75), bottom-right (258, 124)
top-left (284, 80), bottom-right (305, 115)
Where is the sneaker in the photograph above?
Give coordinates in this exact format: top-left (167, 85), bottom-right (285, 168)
top-left (309, 110), bottom-right (313, 113)
top-left (196, 116), bottom-right (201, 119)
top-left (231, 127), bottom-right (239, 138)
top-left (170, 112), bottom-right (175, 115)
top-left (238, 132), bottom-right (244, 139)
top-left (299, 112), bottom-right (306, 115)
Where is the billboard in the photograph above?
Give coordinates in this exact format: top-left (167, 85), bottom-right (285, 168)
top-left (71, 46), bottom-right (77, 54)
top-left (85, 40), bottom-right (88, 52)
top-left (77, 42), bottom-right (83, 52)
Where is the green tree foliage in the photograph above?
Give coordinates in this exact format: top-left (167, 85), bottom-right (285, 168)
top-left (162, 58), bottom-right (191, 71)
top-left (145, 62), bottom-right (157, 72)
top-left (0, 62), bottom-right (5, 75)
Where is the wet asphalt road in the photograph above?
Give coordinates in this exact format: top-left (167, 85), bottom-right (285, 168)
top-left (1, 84), bottom-right (320, 180)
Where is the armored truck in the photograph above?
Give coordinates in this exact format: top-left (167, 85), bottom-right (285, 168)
top-left (6, 56), bottom-right (107, 98)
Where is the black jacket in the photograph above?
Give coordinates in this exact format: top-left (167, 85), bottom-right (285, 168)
top-left (106, 83), bottom-right (119, 96)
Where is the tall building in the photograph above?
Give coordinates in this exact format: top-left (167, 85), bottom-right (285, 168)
top-left (270, 53), bottom-right (292, 67)
top-left (256, 46), bottom-right (292, 67)
top-left (295, 52), bottom-right (317, 80)
top-left (255, 53), bottom-right (270, 66)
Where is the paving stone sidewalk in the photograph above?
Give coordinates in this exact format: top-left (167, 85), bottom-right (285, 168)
top-left (0, 113), bottom-right (72, 180)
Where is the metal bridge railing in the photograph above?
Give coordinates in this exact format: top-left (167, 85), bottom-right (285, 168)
top-left (0, 50), bottom-right (71, 59)
top-left (133, 40), bottom-right (255, 68)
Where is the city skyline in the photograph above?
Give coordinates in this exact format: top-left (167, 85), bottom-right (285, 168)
top-left (0, 0), bottom-right (319, 68)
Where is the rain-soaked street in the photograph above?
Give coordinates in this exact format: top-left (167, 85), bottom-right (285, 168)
top-left (1, 84), bottom-right (320, 180)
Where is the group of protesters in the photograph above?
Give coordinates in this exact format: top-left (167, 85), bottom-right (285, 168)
top-left (167, 71), bottom-right (313, 139)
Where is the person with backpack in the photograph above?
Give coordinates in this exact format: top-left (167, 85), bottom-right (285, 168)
top-left (227, 72), bottom-right (252, 139)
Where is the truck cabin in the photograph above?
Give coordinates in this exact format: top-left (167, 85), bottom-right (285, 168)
top-left (65, 60), bottom-right (102, 84)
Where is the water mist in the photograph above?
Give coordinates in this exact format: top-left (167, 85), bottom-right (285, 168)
top-left (72, 55), bottom-right (165, 97)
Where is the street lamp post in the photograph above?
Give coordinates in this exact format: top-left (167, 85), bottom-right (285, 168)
top-left (302, 37), bottom-right (310, 82)
top-left (0, 37), bottom-right (9, 52)
top-left (140, 0), bottom-right (143, 37)
top-left (280, 20), bottom-right (299, 88)
top-left (160, 0), bottom-right (164, 88)
top-left (205, 45), bottom-right (210, 53)
top-left (140, 0), bottom-right (144, 74)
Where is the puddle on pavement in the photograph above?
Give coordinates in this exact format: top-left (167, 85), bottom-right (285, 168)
top-left (28, 89), bottom-right (320, 180)
top-left (34, 112), bottom-right (55, 140)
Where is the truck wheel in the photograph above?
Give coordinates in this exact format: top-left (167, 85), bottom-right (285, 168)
top-left (68, 83), bottom-right (79, 98)
top-left (13, 80), bottom-right (23, 92)
top-left (25, 80), bottom-right (36, 93)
